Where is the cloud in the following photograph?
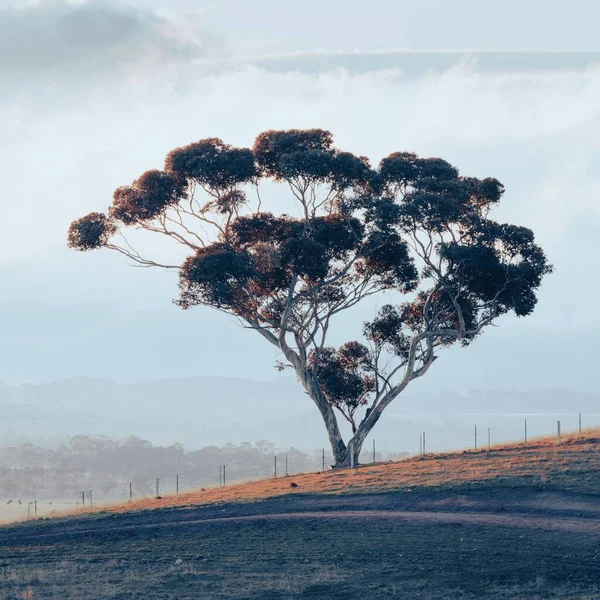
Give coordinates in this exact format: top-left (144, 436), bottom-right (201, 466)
top-left (0, 0), bottom-right (207, 74)
top-left (0, 0), bottom-right (226, 138)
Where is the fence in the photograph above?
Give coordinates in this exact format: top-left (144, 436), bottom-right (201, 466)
top-left (3, 411), bottom-right (596, 522)
top-left (411, 411), bottom-right (590, 457)
top-left (1, 449), bottom-right (340, 521)
top-left (417, 413), bottom-right (584, 456)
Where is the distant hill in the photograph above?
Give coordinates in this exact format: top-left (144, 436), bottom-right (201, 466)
top-left (0, 376), bottom-right (316, 449)
top-left (0, 377), bottom-right (598, 452)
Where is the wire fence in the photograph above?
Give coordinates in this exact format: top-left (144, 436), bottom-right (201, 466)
top-left (2, 451), bottom-right (339, 521)
top-left (2, 411), bottom-right (596, 522)
top-left (408, 411), bottom-right (591, 456)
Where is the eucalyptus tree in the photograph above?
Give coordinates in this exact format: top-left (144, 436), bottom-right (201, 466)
top-left (68, 129), bottom-right (551, 467)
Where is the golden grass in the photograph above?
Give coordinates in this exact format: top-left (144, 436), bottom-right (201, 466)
top-left (107, 428), bottom-right (600, 514)
top-left (15, 428), bottom-right (600, 523)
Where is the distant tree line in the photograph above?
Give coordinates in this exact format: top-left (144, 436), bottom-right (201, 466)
top-left (0, 435), bottom-right (409, 500)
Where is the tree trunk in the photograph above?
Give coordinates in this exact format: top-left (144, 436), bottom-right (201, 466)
top-left (296, 357), bottom-right (425, 468)
top-left (339, 402), bottom-right (386, 468)
top-left (295, 365), bottom-right (348, 467)
top-left (336, 436), bottom-right (366, 468)
top-left (296, 366), bottom-right (382, 469)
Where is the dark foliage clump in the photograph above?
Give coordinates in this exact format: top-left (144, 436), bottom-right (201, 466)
top-left (253, 129), bottom-right (334, 178)
top-left (67, 212), bottom-right (116, 250)
top-left (178, 244), bottom-right (254, 311)
top-left (110, 170), bottom-right (182, 224)
top-left (309, 342), bottom-right (375, 431)
top-left (165, 138), bottom-right (257, 189)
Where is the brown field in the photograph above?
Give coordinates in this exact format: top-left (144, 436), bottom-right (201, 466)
top-left (2, 430), bottom-right (600, 600)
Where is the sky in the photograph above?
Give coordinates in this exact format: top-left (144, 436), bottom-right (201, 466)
top-left (1, 0), bottom-right (600, 395)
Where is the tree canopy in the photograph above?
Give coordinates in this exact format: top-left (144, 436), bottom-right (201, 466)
top-left (68, 129), bottom-right (551, 466)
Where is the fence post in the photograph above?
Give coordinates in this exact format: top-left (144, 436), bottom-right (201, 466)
top-left (423, 432), bottom-right (426, 455)
top-left (274, 455), bottom-right (277, 478)
top-left (156, 478), bottom-right (159, 498)
top-left (474, 425), bottom-right (478, 451)
top-left (129, 482), bottom-right (132, 501)
top-left (176, 473), bottom-right (179, 494)
top-left (90, 490), bottom-right (93, 508)
top-left (322, 448), bottom-right (325, 472)
top-left (557, 421), bottom-right (561, 445)
top-left (34, 500), bottom-right (37, 518)
top-left (82, 491), bottom-right (85, 507)
top-left (579, 413), bottom-right (582, 435)
top-left (524, 419), bottom-right (528, 446)
top-left (223, 465), bottom-right (226, 486)
top-left (488, 428), bottom-right (491, 452)
top-left (219, 465), bottom-right (222, 487)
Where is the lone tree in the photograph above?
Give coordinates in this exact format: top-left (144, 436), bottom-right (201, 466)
top-left (68, 129), bottom-right (551, 467)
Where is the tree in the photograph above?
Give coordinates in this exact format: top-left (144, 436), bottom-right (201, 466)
top-left (68, 129), bottom-right (551, 467)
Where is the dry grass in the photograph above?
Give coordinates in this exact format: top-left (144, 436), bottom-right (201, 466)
top-left (35, 427), bottom-right (597, 520)
top-left (4, 431), bottom-right (600, 600)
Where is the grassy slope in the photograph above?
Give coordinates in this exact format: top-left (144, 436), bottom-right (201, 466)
top-left (3, 431), bottom-right (600, 600)
top-left (98, 428), bottom-right (600, 516)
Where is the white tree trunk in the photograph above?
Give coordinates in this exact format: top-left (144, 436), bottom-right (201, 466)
top-left (296, 365), bottom-right (348, 466)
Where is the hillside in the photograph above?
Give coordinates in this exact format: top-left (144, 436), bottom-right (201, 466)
top-left (3, 431), bottom-right (600, 600)
top-left (89, 428), bottom-right (600, 515)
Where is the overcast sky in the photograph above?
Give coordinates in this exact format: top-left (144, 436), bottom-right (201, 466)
top-left (1, 0), bottom-right (599, 394)
top-left (21, 0), bottom-right (597, 54)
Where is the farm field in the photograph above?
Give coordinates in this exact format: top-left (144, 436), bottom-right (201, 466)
top-left (2, 432), bottom-right (600, 599)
